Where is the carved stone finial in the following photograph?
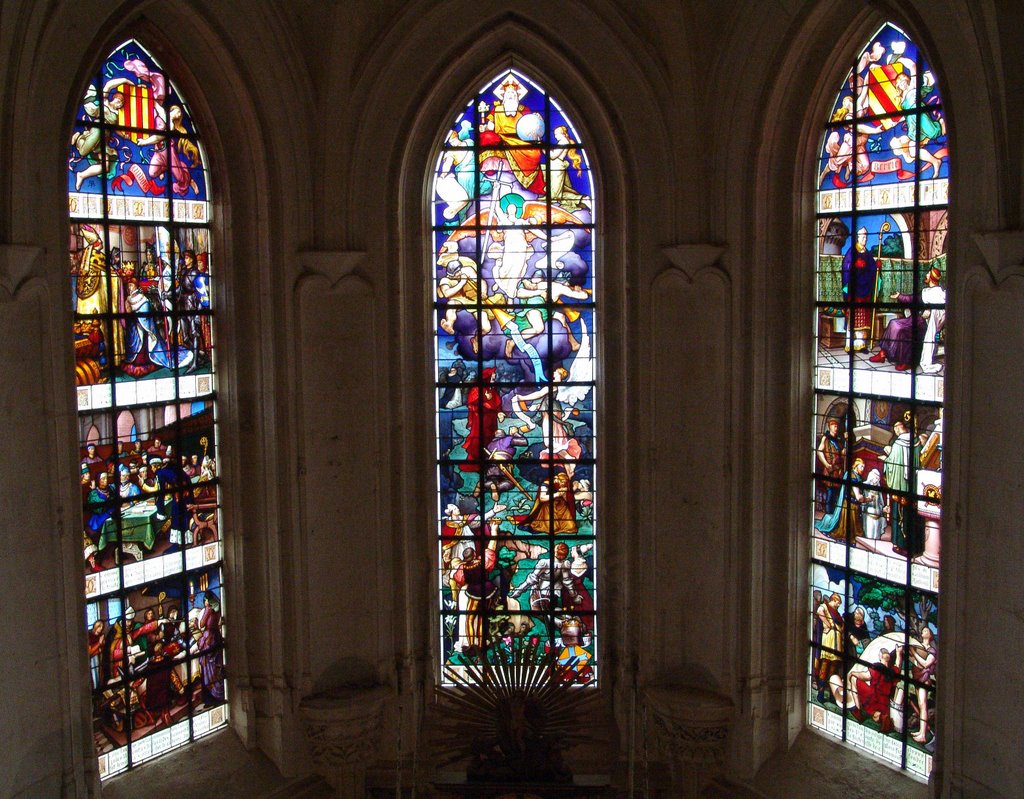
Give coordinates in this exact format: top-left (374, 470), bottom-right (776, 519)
top-left (644, 685), bottom-right (734, 797)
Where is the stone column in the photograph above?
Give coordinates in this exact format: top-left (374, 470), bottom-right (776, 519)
top-left (644, 685), bottom-right (734, 798)
top-left (299, 685), bottom-right (388, 798)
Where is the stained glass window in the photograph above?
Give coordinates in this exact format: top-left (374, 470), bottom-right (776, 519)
top-left (810, 23), bottom-right (945, 780)
top-left (432, 71), bottom-right (597, 684)
top-left (69, 40), bottom-right (227, 778)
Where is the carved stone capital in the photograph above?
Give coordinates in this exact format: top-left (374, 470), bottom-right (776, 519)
top-left (972, 230), bottom-right (1024, 285)
top-left (299, 685), bottom-right (387, 791)
top-left (644, 685), bottom-right (734, 796)
top-left (660, 243), bottom-right (729, 283)
top-left (0, 244), bottom-right (44, 300)
top-left (295, 250), bottom-right (368, 291)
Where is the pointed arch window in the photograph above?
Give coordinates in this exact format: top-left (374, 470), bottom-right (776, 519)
top-left (69, 40), bottom-right (227, 778)
top-left (810, 22), bottom-right (946, 780)
top-left (432, 70), bottom-right (598, 683)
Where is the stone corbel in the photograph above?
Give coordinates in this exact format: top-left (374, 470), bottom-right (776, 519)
top-left (294, 250), bottom-right (368, 292)
top-left (660, 243), bottom-right (729, 284)
top-left (0, 244), bottom-right (45, 300)
top-left (972, 231), bottom-right (1024, 285)
top-left (298, 685), bottom-right (388, 798)
top-left (644, 684), bottom-right (735, 798)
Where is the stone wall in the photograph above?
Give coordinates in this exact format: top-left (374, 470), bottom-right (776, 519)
top-left (0, 1), bottom-right (1021, 796)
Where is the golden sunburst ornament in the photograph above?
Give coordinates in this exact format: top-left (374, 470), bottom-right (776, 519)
top-left (433, 634), bottom-right (600, 784)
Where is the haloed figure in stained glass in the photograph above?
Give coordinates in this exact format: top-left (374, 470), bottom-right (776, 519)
top-left (434, 71), bottom-right (597, 684)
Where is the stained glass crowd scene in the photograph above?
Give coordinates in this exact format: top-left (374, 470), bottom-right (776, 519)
top-left (810, 23), bottom-right (945, 780)
top-left (432, 71), bottom-right (598, 685)
top-left (69, 41), bottom-right (227, 778)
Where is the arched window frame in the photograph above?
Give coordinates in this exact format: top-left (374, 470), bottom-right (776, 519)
top-left (807, 20), bottom-right (948, 782)
top-left (67, 38), bottom-right (229, 779)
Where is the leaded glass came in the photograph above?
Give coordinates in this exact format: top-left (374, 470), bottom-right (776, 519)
top-left (70, 40), bottom-right (227, 778)
top-left (432, 71), bottom-right (597, 685)
top-left (809, 23), bottom-right (945, 780)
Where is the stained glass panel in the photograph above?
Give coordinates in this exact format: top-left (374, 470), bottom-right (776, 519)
top-left (433, 70), bottom-right (597, 685)
top-left (810, 23), bottom-right (943, 780)
top-left (71, 40), bottom-right (226, 778)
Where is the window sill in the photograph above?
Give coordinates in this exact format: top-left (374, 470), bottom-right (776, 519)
top-left (99, 728), bottom-right (317, 799)
top-left (751, 729), bottom-right (929, 799)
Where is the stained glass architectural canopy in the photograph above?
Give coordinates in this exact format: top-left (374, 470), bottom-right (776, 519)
top-left (809, 22), bottom-right (945, 780)
top-left (70, 40), bottom-right (227, 778)
top-left (432, 70), bottom-right (598, 685)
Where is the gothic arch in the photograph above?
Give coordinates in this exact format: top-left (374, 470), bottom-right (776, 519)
top-left (743, 1), bottom-right (1005, 788)
top-left (794, 9), bottom-right (954, 782)
top-left (381, 28), bottom-right (640, 768)
top-left (66, 34), bottom-right (234, 779)
top-left (326, 22), bottom-right (678, 724)
top-left (320, 7), bottom-right (671, 238)
top-left (14, 3), bottom-right (311, 788)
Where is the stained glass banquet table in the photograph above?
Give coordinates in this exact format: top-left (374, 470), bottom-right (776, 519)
top-left (96, 499), bottom-right (162, 560)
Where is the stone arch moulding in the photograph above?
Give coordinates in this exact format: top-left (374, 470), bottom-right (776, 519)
top-left (339, 7), bottom-right (672, 213)
top-left (368, 8), bottom-right (664, 253)
top-left (99, 13), bottom-right (311, 781)
top-left (745, 2), bottom-right (997, 789)
top-left (6, 2), bottom-right (304, 793)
